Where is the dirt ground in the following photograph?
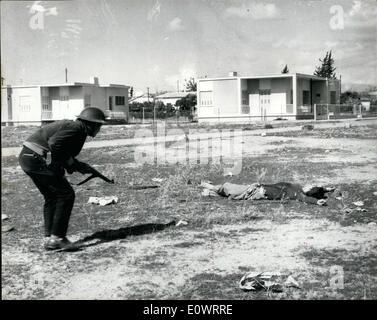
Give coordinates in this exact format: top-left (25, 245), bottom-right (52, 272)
top-left (1, 122), bottom-right (377, 300)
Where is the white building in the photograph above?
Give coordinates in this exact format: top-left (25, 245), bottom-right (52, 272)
top-left (1, 77), bottom-right (129, 126)
top-left (129, 93), bottom-right (153, 104)
top-left (155, 91), bottom-right (196, 108)
top-left (197, 72), bottom-right (341, 122)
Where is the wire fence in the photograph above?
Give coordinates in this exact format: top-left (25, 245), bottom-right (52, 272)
top-left (314, 104), bottom-right (377, 120)
top-left (128, 108), bottom-right (196, 124)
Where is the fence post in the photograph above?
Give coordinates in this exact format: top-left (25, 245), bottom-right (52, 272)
top-left (142, 107), bottom-right (145, 124)
top-left (327, 104), bottom-right (330, 120)
top-left (314, 104), bottom-right (317, 121)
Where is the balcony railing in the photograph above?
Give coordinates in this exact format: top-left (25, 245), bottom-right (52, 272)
top-left (41, 111), bottom-right (53, 120)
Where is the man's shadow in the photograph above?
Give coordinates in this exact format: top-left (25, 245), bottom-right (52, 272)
top-left (73, 220), bottom-right (176, 249)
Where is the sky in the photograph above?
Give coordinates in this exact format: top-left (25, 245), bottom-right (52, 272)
top-left (1, 0), bottom-right (376, 94)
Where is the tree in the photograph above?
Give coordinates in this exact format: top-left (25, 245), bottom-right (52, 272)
top-left (129, 86), bottom-right (133, 98)
top-left (314, 50), bottom-right (337, 78)
top-left (185, 77), bottom-right (197, 92)
top-left (281, 65), bottom-right (289, 74)
top-left (340, 91), bottom-right (360, 104)
top-left (175, 93), bottom-right (197, 111)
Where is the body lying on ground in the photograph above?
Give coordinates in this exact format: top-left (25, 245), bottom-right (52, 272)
top-left (200, 181), bottom-right (335, 206)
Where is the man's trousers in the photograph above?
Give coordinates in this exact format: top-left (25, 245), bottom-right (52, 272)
top-left (19, 147), bottom-right (75, 237)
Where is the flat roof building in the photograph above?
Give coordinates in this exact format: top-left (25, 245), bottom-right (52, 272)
top-left (197, 72), bottom-right (340, 122)
top-left (1, 77), bottom-right (129, 126)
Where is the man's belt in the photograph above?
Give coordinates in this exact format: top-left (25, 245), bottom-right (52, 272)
top-left (23, 141), bottom-right (48, 157)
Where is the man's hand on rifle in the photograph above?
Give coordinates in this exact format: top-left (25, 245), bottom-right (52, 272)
top-left (74, 160), bottom-right (93, 175)
top-left (66, 159), bottom-right (92, 175)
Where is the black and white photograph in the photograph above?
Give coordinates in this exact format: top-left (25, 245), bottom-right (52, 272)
top-left (1, 0), bottom-right (377, 304)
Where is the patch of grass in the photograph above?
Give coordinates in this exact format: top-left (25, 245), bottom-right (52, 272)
top-left (299, 247), bottom-right (377, 299)
top-left (270, 124), bottom-right (377, 140)
top-left (175, 272), bottom-right (254, 299)
top-left (2, 123), bottom-right (376, 299)
top-left (173, 241), bottom-right (204, 248)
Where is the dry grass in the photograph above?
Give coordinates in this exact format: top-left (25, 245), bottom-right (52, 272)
top-left (1, 124), bottom-right (377, 299)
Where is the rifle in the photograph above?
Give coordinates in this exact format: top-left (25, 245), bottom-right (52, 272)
top-left (76, 165), bottom-right (114, 186)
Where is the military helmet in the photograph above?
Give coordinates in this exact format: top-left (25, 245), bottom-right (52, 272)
top-left (77, 107), bottom-right (106, 124)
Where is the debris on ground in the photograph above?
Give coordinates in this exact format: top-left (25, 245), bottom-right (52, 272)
top-left (368, 222), bottom-right (376, 226)
top-left (151, 177), bottom-right (164, 183)
top-left (130, 185), bottom-right (159, 190)
top-left (342, 207), bottom-right (353, 214)
top-left (373, 191), bottom-right (377, 196)
top-left (353, 201), bottom-right (364, 207)
top-left (284, 275), bottom-right (301, 289)
top-left (2, 214), bottom-right (9, 221)
top-left (2, 225), bottom-right (15, 233)
top-left (261, 132), bottom-right (267, 137)
top-left (88, 196), bottom-right (119, 206)
top-left (175, 220), bottom-right (189, 227)
top-left (239, 272), bottom-right (300, 293)
top-left (302, 124), bottom-right (314, 131)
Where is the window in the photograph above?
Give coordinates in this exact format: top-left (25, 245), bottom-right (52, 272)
top-left (259, 89), bottom-right (271, 105)
top-left (19, 96), bottom-right (31, 112)
top-left (290, 90), bottom-right (293, 104)
top-left (199, 91), bottom-right (213, 106)
top-left (84, 94), bottom-right (91, 107)
top-left (242, 90), bottom-right (249, 105)
top-left (20, 105), bottom-right (31, 112)
top-left (109, 96), bottom-right (113, 111)
top-left (330, 91), bottom-right (336, 104)
top-left (42, 96), bottom-right (50, 110)
top-left (115, 96), bottom-right (125, 105)
top-left (59, 95), bottom-right (69, 101)
top-left (303, 90), bottom-right (310, 105)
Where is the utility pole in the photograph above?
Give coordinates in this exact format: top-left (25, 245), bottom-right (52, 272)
top-left (147, 87), bottom-right (150, 102)
top-left (65, 68), bottom-right (68, 83)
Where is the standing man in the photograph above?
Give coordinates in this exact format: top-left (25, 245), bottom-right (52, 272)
top-left (19, 107), bottom-right (106, 251)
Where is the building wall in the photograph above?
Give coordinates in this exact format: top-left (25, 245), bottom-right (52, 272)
top-left (197, 80), bottom-right (215, 118)
top-left (311, 81), bottom-right (327, 105)
top-left (309, 79), bottom-right (340, 105)
top-left (4, 87), bottom-right (42, 124)
top-left (105, 87), bottom-right (129, 119)
top-left (83, 85), bottom-right (107, 111)
top-left (270, 78), bottom-right (292, 114)
top-left (296, 78), bottom-right (311, 106)
top-left (1, 87), bottom-right (11, 122)
top-left (248, 77), bottom-right (292, 117)
top-left (328, 79), bottom-right (341, 104)
top-left (69, 86), bottom-right (85, 119)
top-left (213, 79), bottom-right (239, 115)
top-left (198, 79), bottom-right (239, 118)
top-left (2, 84), bottom-right (129, 124)
top-left (82, 86), bottom-right (128, 119)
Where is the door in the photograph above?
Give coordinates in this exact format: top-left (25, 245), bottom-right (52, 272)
top-left (59, 87), bottom-right (69, 119)
top-left (259, 89), bottom-right (271, 120)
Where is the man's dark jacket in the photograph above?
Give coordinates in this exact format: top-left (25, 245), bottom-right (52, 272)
top-left (26, 120), bottom-right (88, 167)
